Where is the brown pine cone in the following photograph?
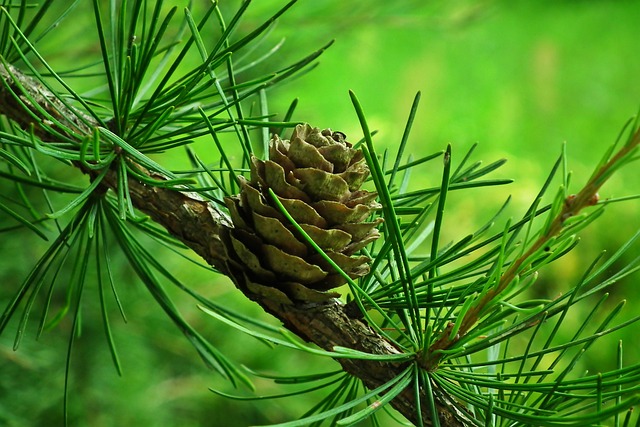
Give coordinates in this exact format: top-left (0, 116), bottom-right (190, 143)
top-left (224, 124), bottom-right (382, 303)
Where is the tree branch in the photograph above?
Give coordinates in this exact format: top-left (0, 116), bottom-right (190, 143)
top-left (0, 62), bottom-right (466, 426)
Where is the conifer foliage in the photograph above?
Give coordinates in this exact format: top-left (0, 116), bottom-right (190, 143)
top-left (1, 2), bottom-right (640, 426)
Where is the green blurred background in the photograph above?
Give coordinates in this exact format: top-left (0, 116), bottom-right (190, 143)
top-left (1, 1), bottom-right (640, 426)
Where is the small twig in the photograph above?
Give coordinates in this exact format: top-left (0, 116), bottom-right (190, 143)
top-left (425, 126), bottom-right (640, 368)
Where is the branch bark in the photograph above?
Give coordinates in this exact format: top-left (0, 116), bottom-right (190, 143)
top-left (0, 63), bottom-right (466, 426)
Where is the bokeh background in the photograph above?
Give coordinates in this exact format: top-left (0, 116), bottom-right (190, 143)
top-left (2, 1), bottom-right (640, 426)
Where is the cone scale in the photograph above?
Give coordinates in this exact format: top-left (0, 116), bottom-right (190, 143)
top-left (224, 124), bottom-right (382, 303)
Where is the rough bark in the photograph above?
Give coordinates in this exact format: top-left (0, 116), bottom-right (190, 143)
top-left (0, 62), bottom-right (467, 426)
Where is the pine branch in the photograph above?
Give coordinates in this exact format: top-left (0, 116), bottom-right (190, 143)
top-left (425, 126), bottom-right (640, 369)
top-left (0, 61), bottom-right (468, 427)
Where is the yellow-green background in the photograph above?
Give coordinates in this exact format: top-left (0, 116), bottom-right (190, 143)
top-left (1, 1), bottom-right (640, 426)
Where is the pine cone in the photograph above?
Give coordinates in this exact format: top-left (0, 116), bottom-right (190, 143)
top-left (224, 124), bottom-right (382, 303)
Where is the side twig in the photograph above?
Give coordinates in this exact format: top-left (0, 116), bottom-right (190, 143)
top-left (425, 126), bottom-right (640, 368)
